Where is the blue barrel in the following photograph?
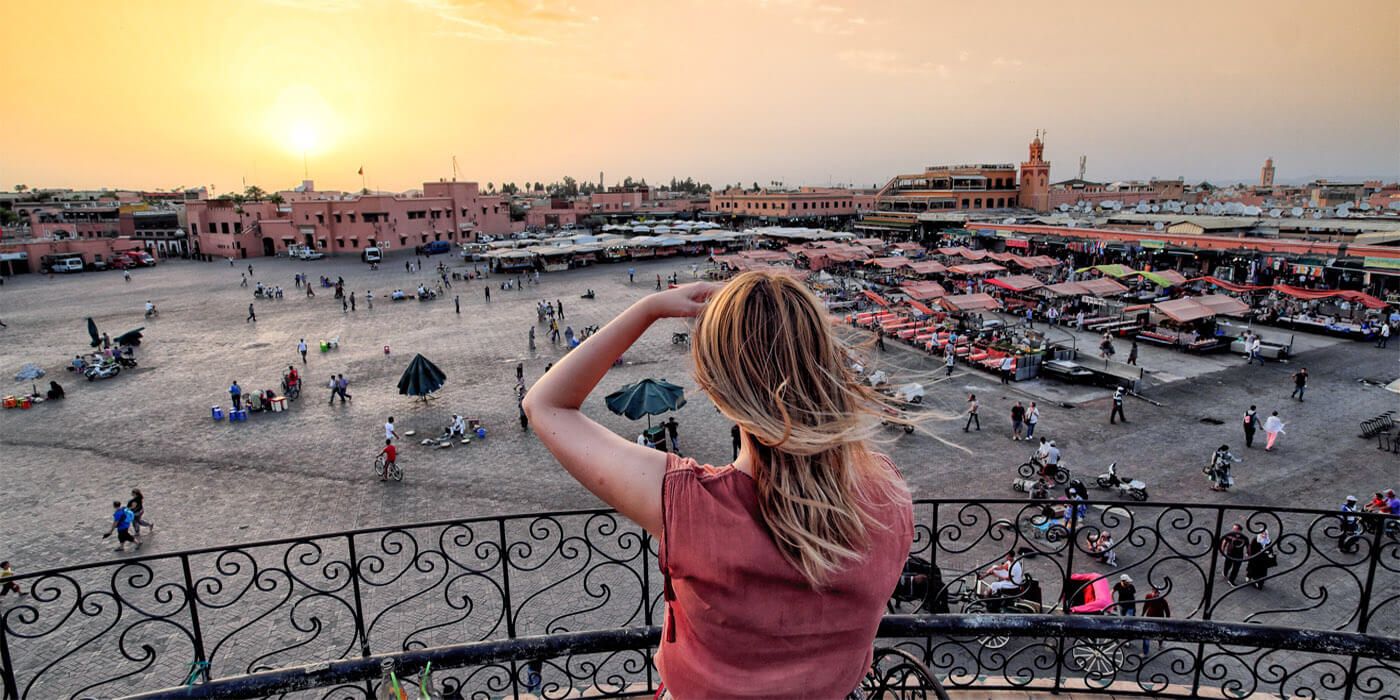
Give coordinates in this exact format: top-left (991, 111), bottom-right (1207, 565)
top-left (475, 427), bottom-right (487, 439)
top-left (212, 406), bottom-right (224, 421)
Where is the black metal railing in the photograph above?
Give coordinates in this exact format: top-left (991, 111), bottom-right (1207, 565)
top-left (2, 500), bottom-right (1396, 699)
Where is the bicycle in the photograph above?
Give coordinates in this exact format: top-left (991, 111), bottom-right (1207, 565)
top-left (375, 454), bottom-right (403, 482)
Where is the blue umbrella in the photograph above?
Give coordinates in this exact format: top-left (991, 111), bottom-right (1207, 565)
top-left (605, 378), bottom-right (686, 427)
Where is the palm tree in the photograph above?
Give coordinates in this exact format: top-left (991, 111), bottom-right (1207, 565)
top-left (243, 185), bottom-right (266, 202)
top-left (13, 184), bottom-right (27, 193)
top-left (268, 193), bottom-right (285, 205)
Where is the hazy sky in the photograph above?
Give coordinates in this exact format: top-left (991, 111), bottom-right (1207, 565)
top-left (2, 0), bottom-right (1396, 193)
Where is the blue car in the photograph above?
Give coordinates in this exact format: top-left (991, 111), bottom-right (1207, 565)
top-left (417, 240), bottom-right (451, 256)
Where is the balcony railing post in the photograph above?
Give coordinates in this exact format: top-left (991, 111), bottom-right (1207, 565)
top-left (0, 605), bottom-right (17, 700)
top-left (1344, 513), bottom-right (1387, 700)
top-left (1054, 500), bottom-right (1082, 693)
top-left (179, 554), bottom-right (210, 680)
top-left (1192, 506), bottom-right (1227, 697)
top-left (497, 518), bottom-right (520, 700)
top-left (641, 530), bottom-right (655, 694)
top-left (345, 535), bottom-right (371, 659)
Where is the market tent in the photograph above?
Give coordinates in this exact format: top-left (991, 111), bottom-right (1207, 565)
top-left (939, 293), bottom-right (1002, 313)
top-left (937, 246), bottom-right (970, 257)
top-left (1079, 278), bottom-right (1130, 297)
top-left (948, 262), bottom-right (1007, 275)
top-left (1043, 281), bottom-right (1090, 297)
top-left (956, 249), bottom-right (989, 260)
top-left (1129, 269), bottom-right (1188, 288)
top-left (1194, 294), bottom-right (1250, 317)
top-left (900, 281), bottom-right (948, 300)
top-left (1194, 276), bottom-right (1261, 293)
top-left (1012, 255), bottom-right (1062, 269)
top-left (907, 299), bottom-right (935, 316)
top-left (986, 252), bottom-right (1018, 262)
top-left (985, 275), bottom-right (1044, 293)
top-left (903, 260), bottom-right (947, 275)
top-left (1152, 298), bottom-right (1214, 324)
top-left (862, 290), bottom-right (891, 307)
top-left (1273, 285), bottom-right (1389, 309)
top-left (867, 256), bottom-right (909, 269)
top-left (397, 354), bottom-right (447, 398)
top-left (1078, 264), bottom-right (1136, 278)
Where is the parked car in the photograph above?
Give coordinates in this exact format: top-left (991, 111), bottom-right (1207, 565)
top-left (87, 260), bottom-right (108, 271)
top-left (361, 246), bottom-right (383, 264)
top-left (50, 258), bottom-right (85, 273)
top-left (416, 240), bottom-right (451, 256)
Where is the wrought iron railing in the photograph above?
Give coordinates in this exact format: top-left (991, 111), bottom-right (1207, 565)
top-left (1, 500), bottom-right (1396, 699)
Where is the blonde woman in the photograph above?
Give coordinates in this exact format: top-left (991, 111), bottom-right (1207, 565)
top-left (525, 272), bottom-right (914, 699)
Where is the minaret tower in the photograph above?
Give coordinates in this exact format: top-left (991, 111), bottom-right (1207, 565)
top-left (1019, 130), bottom-right (1052, 212)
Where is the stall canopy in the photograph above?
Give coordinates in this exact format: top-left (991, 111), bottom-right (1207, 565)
top-left (1078, 278), bottom-right (1130, 297)
top-left (903, 260), bottom-right (947, 275)
top-left (1128, 269), bottom-right (1188, 288)
top-left (939, 293), bottom-right (1002, 313)
top-left (1079, 264), bottom-right (1136, 278)
top-left (907, 299), bottom-right (935, 316)
top-left (1043, 281), bottom-right (1091, 297)
top-left (985, 275), bottom-right (1044, 293)
top-left (862, 290), bottom-right (891, 307)
top-left (1152, 297), bottom-right (1231, 324)
top-left (900, 281), bottom-right (948, 300)
top-left (1193, 276), bottom-right (1389, 309)
top-left (1010, 255), bottom-right (1062, 269)
top-left (948, 262), bottom-right (1007, 275)
top-left (867, 256), bottom-right (909, 269)
top-left (1193, 294), bottom-right (1251, 317)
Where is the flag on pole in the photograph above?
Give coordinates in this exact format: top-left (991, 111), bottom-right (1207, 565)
top-left (357, 166), bottom-right (364, 176)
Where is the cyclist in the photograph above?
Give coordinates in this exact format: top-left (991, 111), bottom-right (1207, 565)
top-left (377, 439), bottom-right (397, 481)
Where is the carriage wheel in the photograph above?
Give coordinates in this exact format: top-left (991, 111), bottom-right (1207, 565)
top-left (961, 599), bottom-right (1010, 649)
top-left (1068, 637), bottom-right (1125, 679)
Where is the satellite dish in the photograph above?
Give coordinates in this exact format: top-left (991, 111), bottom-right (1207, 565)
top-left (1389, 201), bottom-right (1400, 211)
top-left (1359, 202), bottom-right (1371, 211)
top-left (1059, 203), bottom-right (1070, 212)
top-left (1336, 206), bottom-right (1351, 218)
top-left (1135, 203), bottom-right (1149, 213)
top-left (1270, 208), bottom-right (1282, 218)
top-left (1291, 207), bottom-right (1304, 217)
top-left (1210, 203), bottom-right (1224, 215)
top-left (1154, 222), bottom-right (1165, 231)
top-left (1244, 206), bottom-right (1261, 216)
top-left (1166, 201), bottom-right (1182, 213)
top-left (1150, 204), bottom-right (1161, 213)
top-left (1312, 211), bottom-right (1323, 219)
top-left (1002, 217), bottom-right (1016, 224)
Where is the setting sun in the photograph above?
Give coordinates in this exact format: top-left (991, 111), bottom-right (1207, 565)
top-left (288, 122), bottom-right (318, 154)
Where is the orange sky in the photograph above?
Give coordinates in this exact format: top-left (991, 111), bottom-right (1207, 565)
top-left (1, 0), bottom-right (1396, 193)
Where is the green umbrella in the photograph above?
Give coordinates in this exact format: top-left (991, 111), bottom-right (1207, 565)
top-left (605, 378), bottom-right (686, 427)
top-left (398, 353), bottom-right (447, 399)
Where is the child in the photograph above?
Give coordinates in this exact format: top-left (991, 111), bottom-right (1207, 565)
top-left (1, 561), bottom-right (23, 597)
top-left (377, 440), bottom-right (397, 481)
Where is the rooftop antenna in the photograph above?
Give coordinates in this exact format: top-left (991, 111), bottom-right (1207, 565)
top-left (451, 156), bottom-right (459, 182)
top-left (1078, 155), bottom-right (1086, 181)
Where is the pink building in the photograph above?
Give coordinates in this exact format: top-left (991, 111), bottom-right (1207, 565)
top-left (709, 187), bottom-right (874, 219)
top-left (523, 188), bottom-right (708, 229)
top-left (185, 180), bottom-right (513, 258)
top-left (1047, 177), bottom-right (1190, 209)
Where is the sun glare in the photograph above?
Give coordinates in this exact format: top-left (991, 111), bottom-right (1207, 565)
top-left (289, 122), bottom-right (319, 154)
top-left (264, 85), bottom-right (340, 159)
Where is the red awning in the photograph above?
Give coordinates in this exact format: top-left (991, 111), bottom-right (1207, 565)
top-left (1193, 277), bottom-right (1389, 309)
top-left (862, 290), bottom-right (890, 307)
top-left (948, 262), bottom-right (1007, 275)
top-left (867, 256), bottom-right (908, 269)
top-left (1153, 297), bottom-right (1214, 323)
top-left (903, 260), bottom-right (947, 275)
top-left (908, 299), bottom-right (935, 315)
top-left (984, 275), bottom-right (1044, 293)
top-left (939, 293), bottom-right (1002, 313)
top-left (900, 281), bottom-right (948, 300)
top-left (1044, 281), bottom-right (1090, 297)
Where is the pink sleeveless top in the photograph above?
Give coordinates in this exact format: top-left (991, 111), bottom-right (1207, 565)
top-left (656, 453), bottom-right (913, 699)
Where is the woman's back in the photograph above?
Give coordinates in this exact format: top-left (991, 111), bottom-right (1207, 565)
top-left (658, 454), bottom-right (913, 699)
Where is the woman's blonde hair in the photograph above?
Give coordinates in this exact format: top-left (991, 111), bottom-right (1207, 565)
top-left (691, 271), bottom-right (909, 588)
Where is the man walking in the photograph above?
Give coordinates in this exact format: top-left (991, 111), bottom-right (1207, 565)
top-left (1110, 386), bottom-right (1127, 424)
top-left (945, 349), bottom-right (956, 377)
top-left (103, 500), bottom-right (140, 552)
top-left (366, 290), bottom-right (373, 309)
top-left (1219, 524), bottom-right (1248, 585)
top-left (484, 286), bottom-right (491, 302)
top-left (556, 299), bottom-right (564, 319)
top-left (516, 363), bottom-right (524, 382)
top-left (1011, 401), bottom-right (1025, 440)
top-left (337, 374), bottom-right (352, 403)
top-left (627, 267), bottom-right (635, 283)
top-left (298, 339), bottom-right (308, 364)
top-left (1377, 323), bottom-right (1390, 348)
top-left (327, 375), bottom-right (339, 405)
top-left (1290, 367), bottom-right (1308, 401)
top-left (342, 296), bottom-right (348, 313)
top-left (1127, 340), bottom-right (1139, 366)
top-left (1242, 405), bottom-right (1258, 448)
top-left (664, 416), bottom-right (681, 454)
top-left (247, 302), bottom-right (256, 323)
top-left (964, 393), bottom-right (980, 432)
top-left (455, 295), bottom-right (460, 314)
top-left (1249, 335), bottom-right (1263, 365)
top-left (350, 292), bottom-right (356, 311)
top-left (1025, 402), bottom-right (1040, 439)
top-left (229, 381), bottom-right (242, 411)
top-left (999, 355), bottom-right (1013, 384)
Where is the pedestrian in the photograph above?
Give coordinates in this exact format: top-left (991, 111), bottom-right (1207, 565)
top-left (123, 269), bottom-right (131, 283)
top-left (366, 290), bottom-right (373, 309)
top-left (964, 393), bottom-right (980, 431)
top-left (1025, 307), bottom-right (1033, 328)
top-left (519, 401), bottom-right (529, 431)
top-left (247, 264), bottom-right (254, 276)
top-left (1263, 411), bottom-right (1285, 451)
top-left (516, 363), bottom-right (524, 382)
top-left (455, 295), bottom-right (460, 314)
top-left (240, 274), bottom-right (248, 288)
top-left (1208, 445), bottom-right (1238, 491)
top-left (484, 286), bottom-right (491, 302)
top-left (1245, 528), bottom-right (1276, 589)
top-left (127, 488), bottom-right (153, 536)
top-left (247, 302), bottom-right (256, 323)
top-left (1219, 524), bottom-right (1248, 585)
top-left (298, 339), bottom-right (308, 364)
top-left (1127, 340), bottom-right (1139, 366)
top-left (101, 332), bottom-right (111, 349)
top-left (528, 326), bottom-right (536, 350)
top-left (664, 416), bottom-right (681, 454)
top-left (342, 297), bottom-right (348, 313)
top-left (406, 260), bottom-right (411, 273)
top-left (384, 416), bottom-right (400, 443)
top-left (337, 374), bottom-right (352, 403)
top-left (306, 284), bottom-right (315, 298)
top-left (944, 350), bottom-right (955, 377)
top-left (1110, 386), bottom-right (1127, 424)
top-left (1378, 322), bottom-right (1391, 348)
top-left (1242, 405), bottom-right (1258, 448)
top-left (1290, 367), bottom-right (1308, 401)
top-left (229, 381), bottom-right (242, 411)
top-left (1011, 401), bottom-right (1025, 440)
top-left (1113, 574), bottom-right (1136, 618)
top-left (0, 560), bottom-right (24, 598)
top-left (876, 327), bottom-right (886, 351)
top-left (999, 355), bottom-right (1013, 384)
top-left (1025, 402), bottom-right (1039, 439)
top-left (103, 500), bottom-right (140, 552)
top-left (731, 423), bottom-right (741, 460)
top-left (327, 376), bottom-right (339, 405)
top-left (1249, 335), bottom-right (1262, 365)
top-left (557, 299), bottom-right (564, 319)
top-left (228, 257), bottom-right (234, 267)
top-left (350, 292), bottom-right (356, 311)
top-left (1141, 586), bottom-right (1170, 654)
top-left (627, 267), bottom-right (635, 283)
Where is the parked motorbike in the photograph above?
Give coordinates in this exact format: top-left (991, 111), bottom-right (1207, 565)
top-left (115, 355), bottom-right (138, 368)
top-left (84, 361), bottom-right (121, 381)
top-left (1094, 462), bottom-right (1148, 501)
top-left (1018, 454), bottom-right (1070, 485)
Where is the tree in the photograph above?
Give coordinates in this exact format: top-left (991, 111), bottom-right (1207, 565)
top-left (268, 193), bottom-right (286, 205)
top-left (13, 184), bottom-right (27, 193)
top-left (752, 182), bottom-right (760, 192)
top-left (360, 187), bottom-right (371, 195)
top-left (243, 185), bottom-right (266, 202)
top-left (486, 182), bottom-right (495, 194)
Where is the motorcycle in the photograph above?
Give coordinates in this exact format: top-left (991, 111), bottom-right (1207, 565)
top-left (144, 308), bottom-right (158, 318)
top-left (115, 355), bottom-right (138, 369)
top-left (1018, 454), bottom-right (1070, 485)
top-left (1094, 462), bottom-right (1148, 501)
top-left (84, 361), bottom-right (121, 381)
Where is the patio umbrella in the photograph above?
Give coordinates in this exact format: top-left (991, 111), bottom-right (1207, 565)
top-left (86, 318), bottom-right (100, 348)
top-left (114, 328), bottom-right (145, 347)
top-left (605, 378), bottom-right (686, 427)
top-left (397, 353), bottom-right (447, 399)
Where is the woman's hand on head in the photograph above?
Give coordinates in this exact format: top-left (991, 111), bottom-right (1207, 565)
top-left (644, 282), bottom-right (722, 319)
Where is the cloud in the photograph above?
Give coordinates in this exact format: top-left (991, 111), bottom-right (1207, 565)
top-left (992, 57), bottom-right (1024, 67)
top-left (261, 0), bottom-right (360, 10)
top-left (838, 50), bottom-right (948, 77)
top-left (405, 0), bottom-right (597, 43)
top-left (958, 50), bottom-right (970, 62)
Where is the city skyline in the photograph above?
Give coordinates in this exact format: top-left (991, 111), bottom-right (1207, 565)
top-left (1, 0), bottom-right (1397, 193)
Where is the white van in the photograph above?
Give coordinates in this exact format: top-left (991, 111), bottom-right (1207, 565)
top-left (52, 258), bottom-right (85, 273)
top-left (361, 246), bottom-right (383, 263)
